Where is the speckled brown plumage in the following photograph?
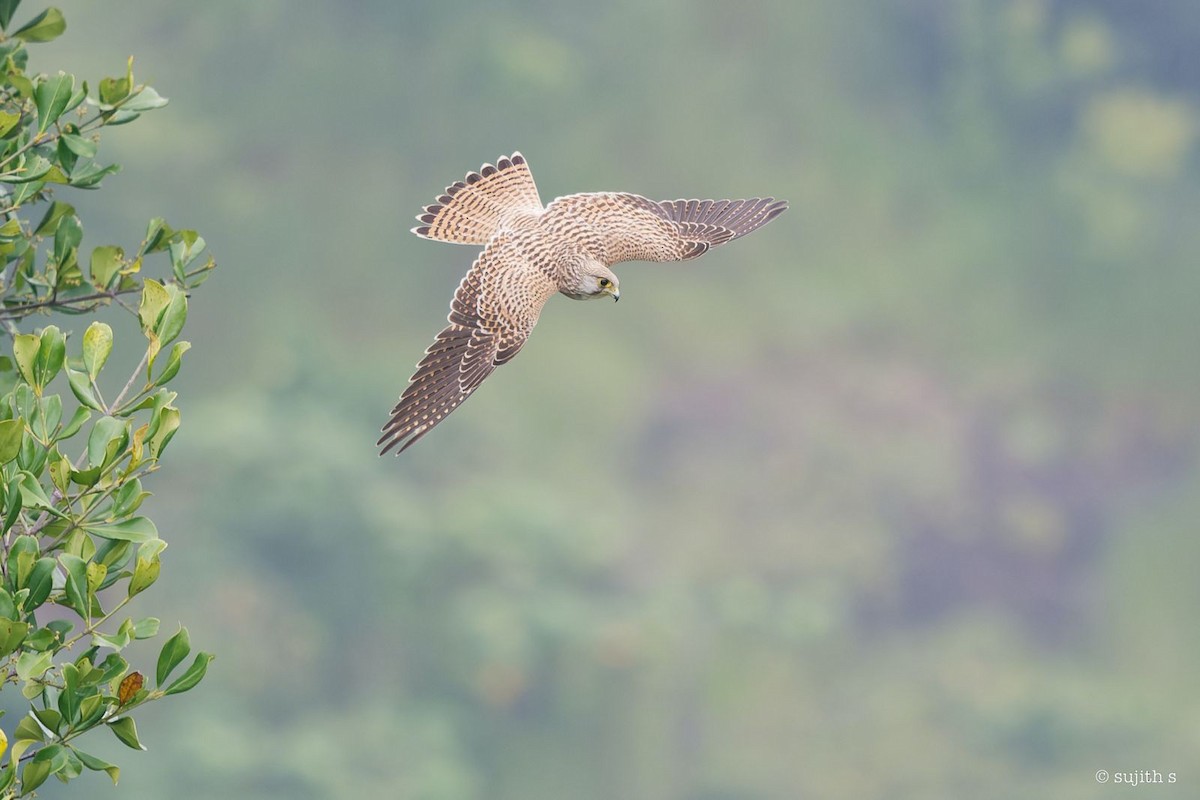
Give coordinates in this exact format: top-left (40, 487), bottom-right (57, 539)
top-left (379, 152), bottom-right (787, 455)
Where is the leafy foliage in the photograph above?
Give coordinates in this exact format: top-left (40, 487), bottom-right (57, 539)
top-left (0, 3), bottom-right (213, 796)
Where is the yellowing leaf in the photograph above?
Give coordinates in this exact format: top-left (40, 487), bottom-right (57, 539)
top-left (83, 321), bottom-right (113, 379)
top-left (117, 671), bottom-right (143, 706)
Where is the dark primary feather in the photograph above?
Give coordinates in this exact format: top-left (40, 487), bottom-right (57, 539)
top-left (653, 197), bottom-right (788, 258)
top-left (378, 323), bottom-right (499, 455)
top-left (378, 253), bottom-right (502, 455)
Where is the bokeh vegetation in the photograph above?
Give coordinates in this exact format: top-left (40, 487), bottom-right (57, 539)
top-left (26, 1), bottom-right (1200, 797)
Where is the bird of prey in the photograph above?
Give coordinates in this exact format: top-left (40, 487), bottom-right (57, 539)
top-left (379, 152), bottom-right (787, 455)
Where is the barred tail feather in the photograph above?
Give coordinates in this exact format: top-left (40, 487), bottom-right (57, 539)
top-left (412, 152), bottom-right (544, 245)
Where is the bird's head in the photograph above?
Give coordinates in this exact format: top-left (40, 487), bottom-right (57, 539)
top-left (562, 258), bottom-right (620, 302)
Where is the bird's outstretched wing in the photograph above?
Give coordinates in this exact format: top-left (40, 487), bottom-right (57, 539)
top-left (379, 238), bottom-right (555, 455)
top-left (545, 193), bottom-right (788, 264)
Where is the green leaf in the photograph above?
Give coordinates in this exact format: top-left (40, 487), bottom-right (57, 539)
top-left (4, 151), bottom-right (50, 183)
top-left (124, 387), bottom-right (175, 416)
top-left (42, 162), bottom-right (69, 184)
top-left (73, 748), bottom-right (119, 786)
top-left (0, 618), bottom-right (29, 657)
top-left (46, 618), bottom-right (73, 639)
top-left (2, 476), bottom-right (23, 534)
top-left (111, 478), bottom-right (149, 517)
top-left (0, 0), bottom-right (21, 30)
top-left (33, 324), bottom-right (66, 392)
top-left (20, 758), bottom-right (51, 792)
top-left (11, 389), bottom-right (34, 428)
top-left (14, 6), bottom-right (65, 42)
top-left (16, 649), bottom-right (52, 682)
top-left (79, 695), bottom-right (109, 726)
top-left (84, 517), bottom-right (158, 543)
top-left (24, 558), bottom-right (54, 610)
top-left (49, 454), bottom-right (70, 494)
top-left (143, 217), bottom-right (173, 253)
top-left (0, 418), bottom-right (23, 464)
top-left (137, 279), bottom-right (169, 335)
top-left (98, 57), bottom-right (132, 105)
top-left (98, 76), bottom-right (130, 107)
top-left (97, 653), bottom-right (128, 685)
top-left (60, 405), bottom-right (91, 439)
top-left (107, 716), bottom-right (145, 751)
top-left (63, 527), bottom-right (94, 560)
top-left (17, 470), bottom-right (55, 509)
top-left (87, 416), bottom-right (128, 469)
top-left (7, 533), bottom-right (37, 588)
top-left (89, 244), bottom-right (124, 290)
top-left (14, 715), bottom-right (45, 745)
top-left (31, 396), bottom-right (61, 443)
top-left (66, 81), bottom-right (88, 114)
top-left (86, 560), bottom-right (106, 595)
top-left (156, 286), bottom-right (188, 346)
top-left (133, 616), bottom-right (159, 639)
top-left (35, 743), bottom-right (70, 772)
top-left (148, 406), bottom-right (181, 457)
top-left (9, 178), bottom-right (41, 205)
top-left (0, 109), bottom-right (18, 138)
top-left (66, 367), bottom-right (103, 410)
top-left (52, 214), bottom-right (81, 264)
top-left (0, 357), bottom-right (16, 396)
top-left (23, 627), bottom-right (56, 650)
top-left (60, 554), bottom-right (89, 619)
top-left (0, 217), bottom-right (19, 240)
top-left (164, 651), bottom-right (213, 696)
top-left (12, 333), bottom-right (38, 386)
top-left (60, 132), bottom-right (96, 158)
top-left (5, 66), bottom-right (32, 96)
top-left (91, 628), bottom-right (129, 652)
top-left (58, 663), bottom-right (79, 722)
top-left (168, 230), bottom-right (205, 278)
top-left (82, 321), bottom-right (113, 379)
top-left (121, 85), bottom-right (167, 113)
top-left (67, 160), bottom-right (119, 189)
top-left (32, 70), bottom-right (73, 133)
top-left (156, 626), bottom-right (189, 686)
top-left (127, 538), bottom-right (164, 597)
top-left (152, 341), bottom-right (190, 386)
top-left (0, 218), bottom-right (19, 244)
top-left (33, 199), bottom-right (74, 236)
top-left (96, 538), bottom-right (132, 572)
top-left (61, 748), bottom-right (84, 781)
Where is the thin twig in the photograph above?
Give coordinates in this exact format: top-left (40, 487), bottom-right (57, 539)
top-left (0, 286), bottom-right (140, 322)
top-left (108, 347), bottom-right (151, 413)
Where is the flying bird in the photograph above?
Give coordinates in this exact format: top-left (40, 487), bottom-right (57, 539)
top-left (379, 152), bottom-right (787, 455)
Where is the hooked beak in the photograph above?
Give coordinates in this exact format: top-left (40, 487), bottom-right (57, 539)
top-left (612, 290), bottom-right (620, 302)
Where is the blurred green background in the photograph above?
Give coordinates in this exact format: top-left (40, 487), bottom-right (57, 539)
top-left (24, 0), bottom-right (1200, 797)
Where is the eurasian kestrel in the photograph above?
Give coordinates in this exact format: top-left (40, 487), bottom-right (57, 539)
top-left (379, 152), bottom-right (787, 455)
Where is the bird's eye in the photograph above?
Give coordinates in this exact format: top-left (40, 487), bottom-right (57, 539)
top-left (599, 278), bottom-right (611, 287)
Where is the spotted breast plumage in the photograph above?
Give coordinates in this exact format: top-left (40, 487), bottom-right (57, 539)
top-left (379, 152), bottom-right (787, 455)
